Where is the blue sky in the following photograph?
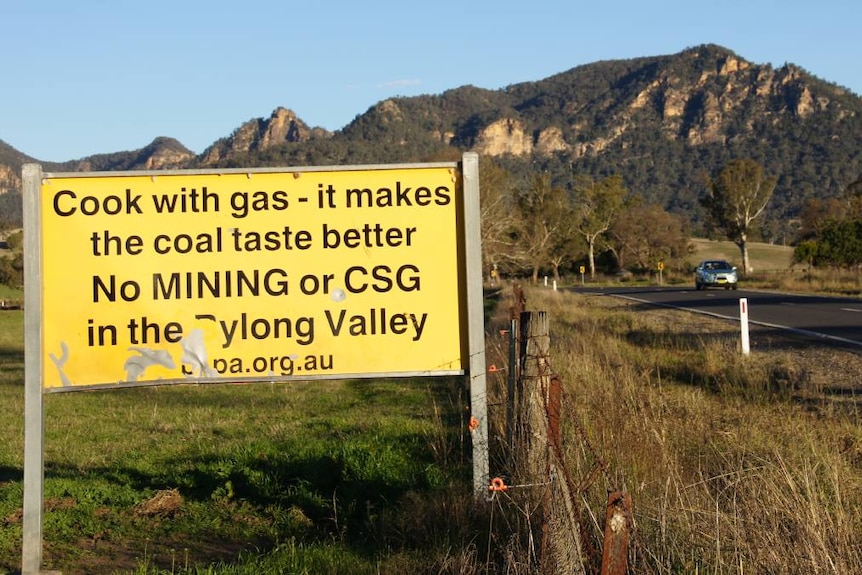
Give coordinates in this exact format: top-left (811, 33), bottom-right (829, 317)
top-left (2, 0), bottom-right (860, 162)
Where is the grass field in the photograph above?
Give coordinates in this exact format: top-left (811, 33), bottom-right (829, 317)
top-left (0, 285), bottom-right (23, 302)
top-left (522, 288), bottom-right (862, 573)
top-left (0, 311), bottom-right (479, 574)
top-left (1, 240), bottom-right (861, 572)
top-left (689, 238), bottom-right (798, 271)
top-left (689, 238), bottom-right (862, 296)
top-left (3, 284), bottom-right (862, 573)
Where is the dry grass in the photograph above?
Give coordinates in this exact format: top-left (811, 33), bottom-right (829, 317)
top-left (690, 238), bottom-right (862, 297)
top-left (690, 238), bottom-right (799, 272)
top-left (484, 286), bottom-right (862, 574)
top-left (750, 268), bottom-right (862, 297)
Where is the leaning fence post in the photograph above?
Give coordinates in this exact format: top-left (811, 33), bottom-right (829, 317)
top-left (545, 375), bottom-right (585, 575)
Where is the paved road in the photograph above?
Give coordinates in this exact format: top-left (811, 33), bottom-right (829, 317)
top-left (569, 285), bottom-right (862, 347)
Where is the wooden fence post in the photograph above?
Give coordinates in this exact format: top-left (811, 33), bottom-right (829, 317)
top-left (518, 311), bottom-right (585, 575)
top-left (518, 311), bottom-right (550, 481)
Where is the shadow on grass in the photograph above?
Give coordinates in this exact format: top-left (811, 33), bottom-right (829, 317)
top-left (8, 376), bottom-right (483, 574)
top-left (32, 435), bottom-right (474, 572)
top-left (625, 328), bottom-right (734, 351)
top-left (0, 345), bottom-right (24, 387)
top-left (0, 465), bottom-right (22, 483)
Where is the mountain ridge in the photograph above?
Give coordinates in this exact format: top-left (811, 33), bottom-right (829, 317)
top-left (1, 43), bottom-right (861, 238)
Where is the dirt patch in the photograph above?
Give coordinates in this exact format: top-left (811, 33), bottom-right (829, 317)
top-left (134, 488), bottom-right (183, 518)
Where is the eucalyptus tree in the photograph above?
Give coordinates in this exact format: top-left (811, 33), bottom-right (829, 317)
top-left (701, 159), bottom-right (776, 275)
top-left (0, 190), bottom-right (22, 230)
top-left (512, 172), bottom-right (574, 284)
top-left (811, 219), bottom-right (862, 267)
top-left (610, 201), bottom-right (691, 271)
top-left (570, 174), bottom-right (627, 279)
top-left (795, 172), bottom-right (862, 268)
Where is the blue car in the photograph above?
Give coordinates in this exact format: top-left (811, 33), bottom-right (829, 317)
top-left (695, 260), bottom-right (738, 290)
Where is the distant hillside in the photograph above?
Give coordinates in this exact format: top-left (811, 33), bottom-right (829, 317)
top-left (1, 44), bottom-right (861, 239)
top-left (51, 136), bottom-right (195, 172)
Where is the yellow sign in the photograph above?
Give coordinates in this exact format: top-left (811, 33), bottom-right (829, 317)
top-left (38, 165), bottom-right (465, 389)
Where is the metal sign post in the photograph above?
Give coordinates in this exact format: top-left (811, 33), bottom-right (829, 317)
top-left (462, 153), bottom-right (489, 499)
top-left (22, 163), bottom-right (45, 575)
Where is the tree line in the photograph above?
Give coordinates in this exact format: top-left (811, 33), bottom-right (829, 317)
top-left (481, 163), bottom-right (676, 281)
top-left (2, 156), bottom-right (862, 290)
top-left (793, 174), bottom-right (862, 269)
top-left (480, 156), bottom-right (862, 283)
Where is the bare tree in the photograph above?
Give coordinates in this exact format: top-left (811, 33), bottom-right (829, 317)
top-left (478, 162), bottom-right (520, 279)
top-left (701, 159), bottom-right (776, 275)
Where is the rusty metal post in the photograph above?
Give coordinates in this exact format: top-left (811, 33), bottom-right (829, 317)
top-left (600, 491), bottom-right (632, 575)
top-left (510, 283), bottom-right (526, 320)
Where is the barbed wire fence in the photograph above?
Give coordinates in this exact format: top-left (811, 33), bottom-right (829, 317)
top-left (483, 284), bottom-right (634, 574)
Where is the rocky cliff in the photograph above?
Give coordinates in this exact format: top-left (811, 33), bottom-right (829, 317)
top-left (0, 164), bottom-right (18, 195)
top-left (199, 107), bottom-right (330, 164)
top-left (466, 48), bottom-right (854, 159)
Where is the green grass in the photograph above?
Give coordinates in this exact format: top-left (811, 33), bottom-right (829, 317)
top-left (0, 308), bottom-right (479, 574)
top-left (0, 285), bottom-right (23, 302)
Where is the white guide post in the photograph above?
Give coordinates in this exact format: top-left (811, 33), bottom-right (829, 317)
top-left (739, 298), bottom-right (751, 356)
